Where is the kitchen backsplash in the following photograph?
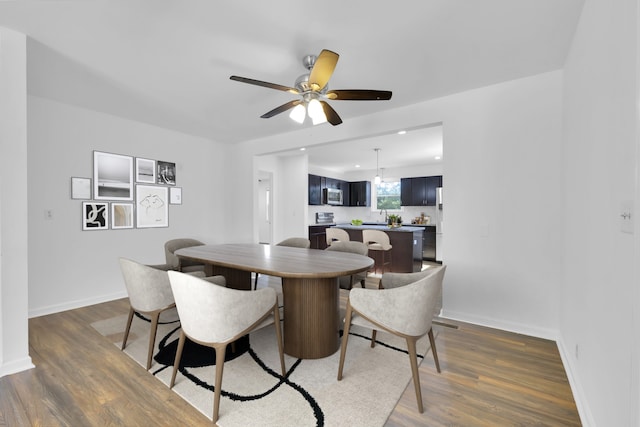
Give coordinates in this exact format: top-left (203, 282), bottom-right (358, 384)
top-left (309, 205), bottom-right (439, 225)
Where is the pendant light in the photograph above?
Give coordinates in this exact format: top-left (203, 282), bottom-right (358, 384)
top-left (374, 148), bottom-right (381, 184)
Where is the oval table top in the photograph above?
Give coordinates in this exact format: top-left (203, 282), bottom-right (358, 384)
top-left (175, 243), bottom-right (374, 279)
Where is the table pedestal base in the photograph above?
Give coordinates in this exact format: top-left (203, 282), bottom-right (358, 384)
top-left (282, 277), bottom-right (340, 359)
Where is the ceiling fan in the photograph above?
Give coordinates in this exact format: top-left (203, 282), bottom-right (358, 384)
top-left (230, 49), bottom-right (392, 126)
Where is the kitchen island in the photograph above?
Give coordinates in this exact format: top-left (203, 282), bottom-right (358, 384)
top-left (332, 224), bottom-right (424, 273)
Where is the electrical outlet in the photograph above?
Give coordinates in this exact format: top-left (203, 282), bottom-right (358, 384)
top-left (620, 200), bottom-right (633, 234)
top-left (44, 209), bottom-right (54, 220)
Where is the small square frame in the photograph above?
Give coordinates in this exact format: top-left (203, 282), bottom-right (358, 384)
top-left (135, 157), bottom-right (156, 183)
top-left (71, 177), bottom-right (91, 199)
top-left (169, 187), bottom-right (182, 205)
top-left (111, 203), bottom-right (134, 229)
top-left (157, 160), bottom-right (176, 185)
top-left (82, 202), bottom-right (109, 230)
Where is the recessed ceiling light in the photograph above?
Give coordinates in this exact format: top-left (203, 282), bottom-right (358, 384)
top-left (300, 147), bottom-right (306, 151)
top-left (355, 164), bottom-right (361, 168)
top-left (397, 130), bottom-right (407, 135)
top-left (435, 156), bottom-right (441, 160)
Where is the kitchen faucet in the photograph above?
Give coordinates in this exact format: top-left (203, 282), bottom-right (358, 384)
top-left (379, 208), bottom-right (388, 223)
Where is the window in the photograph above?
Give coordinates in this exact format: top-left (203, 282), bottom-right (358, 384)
top-left (374, 180), bottom-right (402, 210)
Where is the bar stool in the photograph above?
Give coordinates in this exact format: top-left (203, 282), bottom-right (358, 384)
top-left (362, 229), bottom-right (392, 274)
top-left (326, 227), bottom-right (350, 247)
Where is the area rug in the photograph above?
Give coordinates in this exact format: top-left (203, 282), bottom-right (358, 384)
top-left (92, 308), bottom-right (436, 427)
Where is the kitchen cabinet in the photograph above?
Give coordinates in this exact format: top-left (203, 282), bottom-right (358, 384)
top-left (401, 175), bottom-right (442, 206)
top-left (309, 225), bottom-right (331, 249)
top-left (308, 174), bottom-right (324, 205)
top-left (349, 181), bottom-right (371, 206)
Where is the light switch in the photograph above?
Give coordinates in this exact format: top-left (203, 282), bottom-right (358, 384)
top-left (620, 200), bottom-right (633, 234)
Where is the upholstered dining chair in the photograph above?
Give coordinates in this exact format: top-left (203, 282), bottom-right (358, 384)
top-left (118, 258), bottom-right (226, 370)
top-left (362, 229), bottom-right (392, 274)
top-left (325, 227), bottom-right (350, 247)
top-left (337, 265), bottom-right (446, 413)
top-left (164, 238), bottom-right (206, 273)
top-left (167, 271), bottom-right (286, 424)
top-left (325, 241), bottom-right (369, 289)
top-left (253, 237), bottom-right (311, 289)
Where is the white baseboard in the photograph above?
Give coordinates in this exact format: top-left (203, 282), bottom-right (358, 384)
top-left (441, 309), bottom-right (559, 340)
top-left (0, 356), bottom-right (34, 378)
top-left (28, 290), bottom-right (128, 318)
top-left (556, 336), bottom-right (596, 427)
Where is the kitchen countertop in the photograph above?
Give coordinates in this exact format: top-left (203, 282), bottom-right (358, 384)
top-left (334, 223), bottom-right (424, 233)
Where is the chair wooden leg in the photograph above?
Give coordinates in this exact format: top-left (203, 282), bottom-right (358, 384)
top-left (170, 331), bottom-right (187, 388)
top-left (212, 343), bottom-right (228, 423)
top-left (370, 330), bottom-right (377, 348)
top-left (337, 303), bottom-right (353, 381)
top-left (406, 337), bottom-right (424, 413)
top-left (428, 328), bottom-right (441, 373)
top-left (273, 305), bottom-right (286, 376)
top-left (146, 311), bottom-right (161, 370)
top-left (253, 273), bottom-right (259, 290)
top-left (121, 307), bottom-right (135, 350)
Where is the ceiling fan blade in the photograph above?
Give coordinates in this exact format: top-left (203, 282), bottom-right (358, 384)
top-left (230, 75), bottom-right (299, 94)
top-left (320, 101), bottom-right (343, 126)
top-left (308, 49), bottom-right (339, 92)
top-left (261, 99), bottom-right (302, 118)
top-left (325, 89), bottom-right (392, 101)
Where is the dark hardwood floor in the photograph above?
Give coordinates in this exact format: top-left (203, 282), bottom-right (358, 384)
top-left (0, 274), bottom-right (581, 426)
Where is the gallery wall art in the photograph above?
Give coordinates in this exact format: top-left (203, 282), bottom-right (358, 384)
top-left (73, 151), bottom-right (180, 230)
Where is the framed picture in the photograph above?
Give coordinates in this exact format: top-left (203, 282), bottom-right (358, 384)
top-left (93, 151), bottom-right (133, 200)
top-left (111, 203), bottom-right (134, 229)
top-left (135, 157), bottom-right (156, 183)
top-left (169, 187), bottom-right (182, 204)
top-left (136, 185), bottom-right (169, 228)
top-left (71, 177), bottom-right (91, 199)
top-left (157, 160), bottom-right (176, 185)
top-left (82, 202), bottom-right (109, 230)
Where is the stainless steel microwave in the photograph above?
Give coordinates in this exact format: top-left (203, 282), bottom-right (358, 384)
top-left (323, 188), bottom-right (343, 205)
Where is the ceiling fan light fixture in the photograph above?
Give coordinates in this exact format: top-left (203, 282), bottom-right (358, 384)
top-left (307, 99), bottom-right (327, 125)
top-left (289, 104), bottom-right (306, 123)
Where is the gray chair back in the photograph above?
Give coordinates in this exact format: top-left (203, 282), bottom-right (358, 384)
top-left (276, 237), bottom-right (311, 248)
top-left (164, 238), bottom-right (205, 271)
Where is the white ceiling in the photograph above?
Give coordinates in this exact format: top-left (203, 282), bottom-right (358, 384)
top-left (0, 0), bottom-right (584, 172)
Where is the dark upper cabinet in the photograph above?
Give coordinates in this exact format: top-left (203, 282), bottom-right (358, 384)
top-left (401, 175), bottom-right (443, 206)
top-left (308, 174), bottom-right (324, 205)
top-left (425, 175), bottom-right (442, 206)
top-left (349, 181), bottom-right (371, 206)
top-left (400, 178), bottom-right (412, 206)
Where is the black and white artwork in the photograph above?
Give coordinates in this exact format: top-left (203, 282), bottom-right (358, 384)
top-left (157, 160), bottom-right (176, 185)
top-left (93, 151), bottom-right (133, 200)
top-left (135, 158), bottom-right (156, 183)
top-left (136, 185), bottom-right (168, 228)
top-left (82, 202), bottom-right (109, 230)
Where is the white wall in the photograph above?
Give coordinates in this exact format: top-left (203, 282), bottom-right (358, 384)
top-left (239, 70), bottom-right (565, 340)
top-left (561, 0), bottom-right (639, 425)
top-left (27, 96), bottom-right (230, 316)
top-left (0, 27), bottom-right (34, 376)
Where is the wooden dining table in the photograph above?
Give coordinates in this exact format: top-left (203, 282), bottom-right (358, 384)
top-left (175, 243), bottom-right (374, 359)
